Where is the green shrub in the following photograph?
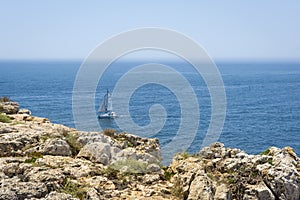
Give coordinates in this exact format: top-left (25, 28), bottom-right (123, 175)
top-left (164, 169), bottom-right (175, 181)
top-left (228, 177), bottom-right (235, 184)
top-left (24, 152), bottom-right (43, 163)
top-left (56, 129), bottom-right (83, 156)
top-left (65, 132), bottom-right (83, 156)
top-left (267, 158), bottom-right (273, 165)
top-left (0, 113), bottom-right (11, 123)
top-left (171, 177), bottom-right (184, 199)
top-left (259, 148), bottom-right (270, 155)
top-left (60, 178), bottom-right (86, 200)
top-left (24, 157), bottom-right (38, 163)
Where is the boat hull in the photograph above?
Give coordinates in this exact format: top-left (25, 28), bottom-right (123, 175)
top-left (98, 111), bottom-right (117, 119)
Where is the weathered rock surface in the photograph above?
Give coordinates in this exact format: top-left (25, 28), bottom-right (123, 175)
top-left (0, 106), bottom-right (170, 199)
top-left (0, 98), bottom-right (19, 114)
top-left (0, 101), bottom-right (299, 199)
top-left (168, 142), bottom-right (300, 200)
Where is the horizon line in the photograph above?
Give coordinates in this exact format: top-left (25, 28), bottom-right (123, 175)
top-left (0, 58), bottom-right (300, 63)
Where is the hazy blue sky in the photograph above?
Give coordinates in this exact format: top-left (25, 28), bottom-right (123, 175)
top-left (1, 1), bottom-right (300, 61)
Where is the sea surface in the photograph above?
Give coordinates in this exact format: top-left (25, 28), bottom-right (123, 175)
top-left (1, 60), bottom-right (299, 160)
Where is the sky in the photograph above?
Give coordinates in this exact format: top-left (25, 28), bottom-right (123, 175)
top-left (0, 1), bottom-right (300, 61)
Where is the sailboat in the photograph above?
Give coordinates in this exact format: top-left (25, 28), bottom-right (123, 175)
top-left (98, 89), bottom-right (117, 119)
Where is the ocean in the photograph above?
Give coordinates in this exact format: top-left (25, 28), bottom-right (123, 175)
top-left (1, 60), bottom-right (299, 160)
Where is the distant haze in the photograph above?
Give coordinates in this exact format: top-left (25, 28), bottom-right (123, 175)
top-left (0, 1), bottom-right (300, 61)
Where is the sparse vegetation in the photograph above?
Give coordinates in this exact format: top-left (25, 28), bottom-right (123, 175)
top-left (0, 96), bottom-right (10, 102)
top-left (176, 149), bottom-right (194, 159)
top-left (60, 178), bottom-right (87, 200)
top-left (125, 141), bottom-right (134, 148)
top-left (171, 177), bottom-right (185, 199)
top-left (207, 173), bottom-right (215, 180)
top-left (58, 128), bottom-right (83, 156)
top-left (102, 166), bottom-right (119, 179)
top-left (24, 151), bottom-right (43, 163)
top-left (259, 148), bottom-right (271, 155)
top-left (64, 132), bottom-right (83, 156)
top-left (39, 134), bottom-right (55, 142)
top-left (103, 128), bottom-right (117, 138)
top-left (163, 167), bottom-right (175, 181)
top-left (251, 170), bottom-right (258, 177)
top-left (228, 177), bottom-right (235, 184)
top-left (24, 157), bottom-right (38, 163)
top-left (267, 158), bottom-right (273, 165)
top-left (0, 113), bottom-right (11, 123)
top-left (109, 159), bottom-right (148, 174)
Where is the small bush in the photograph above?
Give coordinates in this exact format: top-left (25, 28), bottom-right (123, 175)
top-left (60, 178), bottom-right (86, 200)
top-left (0, 113), bottom-right (11, 123)
top-left (267, 158), bottom-right (273, 165)
top-left (0, 96), bottom-right (10, 102)
top-left (24, 157), bottom-right (38, 163)
top-left (164, 169), bottom-right (175, 181)
top-left (102, 166), bottom-right (119, 179)
top-left (58, 128), bottom-right (70, 136)
top-left (103, 129), bottom-right (117, 138)
top-left (65, 132), bottom-right (83, 156)
top-left (228, 177), bottom-right (235, 184)
top-left (24, 151), bottom-right (43, 163)
top-left (171, 177), bottom-right (184, 199)
top-left (56, 128), bottom-right (83, 156)
top-left (259, 148), bottom-right (270, 155)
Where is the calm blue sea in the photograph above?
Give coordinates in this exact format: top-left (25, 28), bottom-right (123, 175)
top-left (0, 60), bottom-right (299, 158)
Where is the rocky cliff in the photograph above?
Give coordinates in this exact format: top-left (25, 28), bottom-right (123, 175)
top-left (0, 99), bottom-right (299, 200)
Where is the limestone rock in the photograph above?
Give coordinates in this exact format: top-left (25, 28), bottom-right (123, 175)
top-left (77, 142), bottom-right (112, 165)
top-left (0, 100), bottom-right (19, 114)
top-left (187, 174), bottom-right (214, 200)
top-left (214, 184), bottom-right (232, 200)
top-left (0, 177), bottom-right (48, 199)
top-left (146, 163), bottom-right (162, 173)
top-left (40, 191), bottom-right (79, 200)
top-left (168, 142), bottom-right (300, 200)
top-left (18, 109), bottom-right (31, 115)
top-left (1, 99), bottom-right (299, 200)
top-left (41, 138), bottom-right (72, 156)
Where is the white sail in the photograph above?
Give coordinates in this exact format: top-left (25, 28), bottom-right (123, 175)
top-left (98, 89), bottom-right (116, 119)
top-left (107, 92), bottom-right (112, 111)
top-left (98, 92), bottom-right (108, 112)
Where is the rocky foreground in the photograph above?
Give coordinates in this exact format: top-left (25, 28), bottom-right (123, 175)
top-left (0, 99), bottom-right (300, 200)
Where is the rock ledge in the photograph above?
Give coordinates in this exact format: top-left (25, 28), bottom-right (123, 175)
top-left (0, 100), bottom-right (299, 199)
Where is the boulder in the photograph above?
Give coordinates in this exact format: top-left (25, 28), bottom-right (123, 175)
top-left (77, 142), bottom-right (112, 165)
top-left (169, 142), bottom-right (300, 200)
top-left (0, 177), bottom-right (48, 199)
top-left (18, 109), bottom-right (31, 115)
top-left (146, 163), bottom-right (162, 173)
top-left (41, 138), bottom-right (72, 156)
top-left (0, 101), bottom-right (19, 114)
